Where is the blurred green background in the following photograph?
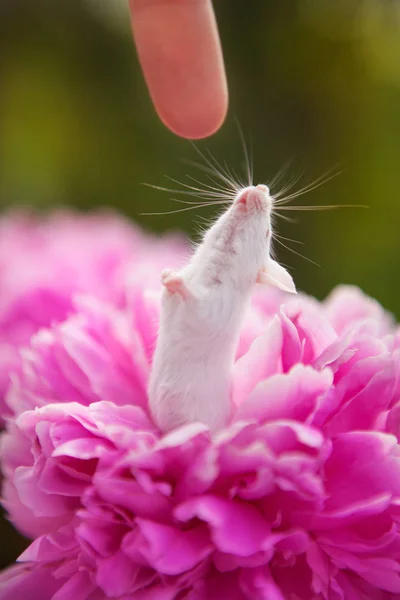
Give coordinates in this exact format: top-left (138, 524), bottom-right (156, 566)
top-left (1, 0), bottom-right (400, 569)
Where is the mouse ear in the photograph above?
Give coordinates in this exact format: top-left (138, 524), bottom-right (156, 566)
top-left (257, 260), bottom-right (297, 294)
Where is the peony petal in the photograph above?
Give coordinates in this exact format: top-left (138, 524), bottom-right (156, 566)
top-left (235, 364), bottom-right (332, 425)
top-left (324, 432), bottom-right (400, 510)
top-left (175, 495), bottom-right (270, 556)
top-left (324, 361), bottom-right (396, 436)
top-left (280, 311), bottom-right (302, 371)
top-left (297, 493), bottom-right (392, 531)
top-left (52, 570), bottom-right (97, 600)
top-left (324, 285), bottom-right (393, 336)
top-left (135, 519), bottom-right (212, 574)
top-left (240, 567), bottom-right (286, 600)
top-left (282, 299), bottom-right (337, 364)
top-left (306, 541), bottom-right (331, 596)
top-left (188, 571), bottom-right (246, 600)
top-left (13, 464), bottom-right (77, 518)
top-left (0, 563), bottom-right (63, 600)
top-left (19, 530), bottom-right (77, 563)
top-left (232, 317), bottom-right (283, 407)
top-left (95, 550), bottom-right (139, 597)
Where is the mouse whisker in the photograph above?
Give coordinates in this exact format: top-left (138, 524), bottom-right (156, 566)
top-left (203, 148), bottom-right (240, 184)
top-left (165, 177), bottom-right (220, 193)
top-left (140, 200), bottom-right (229, 217)
top-left (193, 218), bottom-right (215, 238)
top-left (180, 175), bottom-right (237, 197)
top-left (273, 232), bottom-right (304, 245)
top-left (271, 164), bottom-right (303, 198)
top-left (184, 163), bottom-right (238, 187)
top-left (190, 146), bottom-right (237, 189)
top-left (190, 144), bottom-right (244, 191)
top-left (272, 212), bottom-right (298, 224)
top-left (143, 183), bottom-right (236, 203)
top-left (221, 157), bottom-right (242, 186)
top-left (273, 167), bottom-right (342, 204)
top-left (169, 198), bottom-right (229, 206)
top-left (143, 182), bottom-right (230, 200)
top-left (183, 162), bottom-right (242, 196)
top-left (235, 117), bottom-right (254, 187)
top-left (194, 215), bottom-right (214, 226)
top-left (273, 236), bottom-right (320, 267)
top-left (203, 173), bottom-right (241, 196)
top-left (275, 204), bottom-right (367, 212)
top-left (206, 150), bottom-right (245, 191)
top-left (186, 175), bottom-right (240, 198)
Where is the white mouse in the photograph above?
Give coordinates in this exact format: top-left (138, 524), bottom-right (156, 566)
top-left (148, 184), bottom-right (296, 433)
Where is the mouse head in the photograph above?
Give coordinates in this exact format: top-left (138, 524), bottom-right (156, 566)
top-left (235, 184), bottom-right (272, 215)
top-left (232, 183), bottom-right (273, 244)
top-left (205, 184), bottom-right (272, 248)
top-left (201, 184), bottom-right (295, 293)
top-left (211, 184), bottom-right (273, 272)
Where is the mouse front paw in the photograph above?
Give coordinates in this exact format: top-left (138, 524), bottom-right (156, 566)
top-left (161, 269), bottom-right (191, 299)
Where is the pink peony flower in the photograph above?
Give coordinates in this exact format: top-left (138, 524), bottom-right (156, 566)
top-left (0, 210), bottom-right (187, 419)
top-left (1, 278), bottom-right (400, 599)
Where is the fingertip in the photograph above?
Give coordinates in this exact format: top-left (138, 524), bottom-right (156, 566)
top-left (163, 86), bottom-right (228, 140)
top-left (129, 0), bottom-right (228, 139)
top-left (157, 77), bottom-right (228, 140)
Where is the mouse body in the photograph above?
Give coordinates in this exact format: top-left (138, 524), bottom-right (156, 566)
top-left (148, 184), bottom-right (296, 433)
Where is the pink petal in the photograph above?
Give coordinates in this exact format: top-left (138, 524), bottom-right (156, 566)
top-left (232, 317), bottom-right (283, 407)
top-left (235, 364), bottom-right (332, 425)
top-left (0, 563), bottom-right (62, 600)
top-left (324, 285), bottom-right (393, 335)
top-left (52, 570), bottom-right (97, 600)
top-left (283, 299), bottom-right (337, 364)
top-left (324, 432), bottom-right (400, 510)
top-left (188, 571), bottom-right (246, 600)
top-left (324, 361), bottom-right (396, 436)
top-left (95, 550), bottom-right (138, 597)
top-left (135, 519), bottom-right (212, 574)
top-left (175, 495), bottom-right (270, 556)
top-left (240, 567), bottom-right (286, 600)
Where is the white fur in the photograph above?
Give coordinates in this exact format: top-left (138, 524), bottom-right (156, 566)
top-left (148, 185), bottom-right (296, 433)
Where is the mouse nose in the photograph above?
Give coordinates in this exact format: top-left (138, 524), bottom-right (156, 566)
top-left (235, 185), bottom-right (270, 210)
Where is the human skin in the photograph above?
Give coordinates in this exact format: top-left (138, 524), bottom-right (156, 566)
top-left (128, 0), bottom-right (228, 139)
